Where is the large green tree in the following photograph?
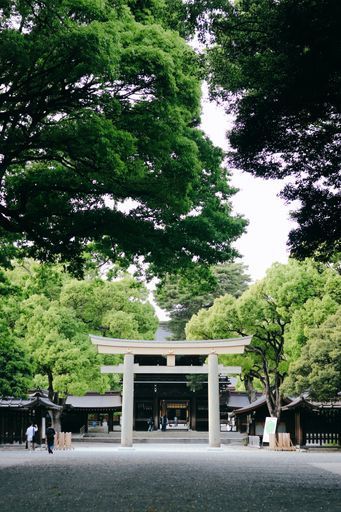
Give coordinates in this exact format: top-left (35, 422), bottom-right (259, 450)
top-left (0, 0), bottom-right (245, 274)
top-left (186, 260), bottom-right (341, 417)
top-left (283, 309), bottom-right (341, 401)
top-left (2, 261), bottom-right (158, 427)
top-left (155, 262), bottom-right (250, 338)
top-left (189, 0), bottom-right (341, 261)
top-left (60, 275), bottom-right (158, 339)
top-left (0, 270), bottom-right (32, 396)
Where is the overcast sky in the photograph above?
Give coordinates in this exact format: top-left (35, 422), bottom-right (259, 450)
top-left (201, 87), bottom-right (296, 282)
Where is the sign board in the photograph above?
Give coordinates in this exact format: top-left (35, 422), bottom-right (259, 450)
top-left (263, 417), bottom-right (278, 443)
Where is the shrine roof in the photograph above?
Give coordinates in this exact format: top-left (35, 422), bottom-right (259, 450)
top-left (233, 395), bottom-right (269, 415)
top-left (66, 393), bottom-right (121, 410)
top-left (226, 392), bottom-right (263, 410)
top-left (282, 396), bottom-right (341, 411)
top-left (0, 395), bottom-right (61, 410)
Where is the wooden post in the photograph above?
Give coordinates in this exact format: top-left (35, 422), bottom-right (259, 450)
top-left (191, 395), bottom-right (197, 431)
top-left (108, 411), bottom-right (113, 432)
top-left (295, 410), bottom-right (302, 446)
top-left (153, 394), bottom-right (158, 430)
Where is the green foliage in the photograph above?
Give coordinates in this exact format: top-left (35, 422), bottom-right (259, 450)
top-left (5, 260), bottom-right (67, 300)
top-left (186, 374), bottom-right (206, 392)
top-left (0, 260), bottom-right (158, 398)
top-left (155, 262), bottom-right (250, 338)
top-left (194, 0), bottom-right (341, 261)
top-left (283, 309), bottom-right (341, 401)
top-left (0, 0), bottom-right (245, 275)
top-left (285, 295), bottom-right (339, 360)
top-left (0, 328), bottom-right (32, 397)
top-left (186, 259), bottom-right (341, 416)
top-left (0, 271), bottom-right (32, 396)
top-left (60, 275), bottom-right (158, 339)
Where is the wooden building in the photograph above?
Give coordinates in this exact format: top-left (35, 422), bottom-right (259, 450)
top-left (133, 355), bottom-right (207, 431)
top-left (0, 392), bottom-right (62, 444)
top-left (234, 395), bottom-right (341, 447)
top-left (62, 392), bottom-right (121, 433)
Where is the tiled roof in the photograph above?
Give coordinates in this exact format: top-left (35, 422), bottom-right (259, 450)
top-left (226, 392), bottom-right (262, 410)
top-left (282, 396), bottom-right (341, 411)
top-left (234, 395), bottom-right (268, 415)
top-left (0, 395), bottom-right (61, 410)
top-left (0, 398), bottom-right (32, 408)
top-left (65, 394), bottom-right (121, 409)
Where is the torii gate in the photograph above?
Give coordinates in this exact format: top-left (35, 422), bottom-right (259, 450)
top-left (90, 335), bottom-right (252, 448)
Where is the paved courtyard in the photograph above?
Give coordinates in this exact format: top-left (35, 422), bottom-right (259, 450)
top-left (0, 444), bottom-right (340, 512)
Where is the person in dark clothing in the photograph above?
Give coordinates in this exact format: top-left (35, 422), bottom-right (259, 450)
top-left (46, 426), bottom-right (56, 454)
top-left (147, 417), bottom-right (154, 432)
top-left (161, 415), bottom-right (168, 432)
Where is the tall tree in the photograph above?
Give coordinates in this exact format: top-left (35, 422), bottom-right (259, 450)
top-left (0, 329), bottom-right (32, 397)
top-left (60, 275), bottom-right (158, 339)
top-left (186, 260), bottom-right (341, 417)
top-left (0, 270), bottom-right (32, 396)
top-left (155, 262), bottom-right (250, 338)
top-left (0, 0), bottom-right (245, 274)
top-left (190, 0), bottom-right (341, 261)
top-left (283, 309), bottom-right (341, 401)
top-left (3, 261), bottom-right (158, 426)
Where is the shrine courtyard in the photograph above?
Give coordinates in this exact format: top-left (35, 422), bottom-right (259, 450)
top-left (0, 444), bottom-right (340, 512)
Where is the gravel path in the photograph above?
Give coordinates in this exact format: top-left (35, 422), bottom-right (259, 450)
top-left (0, 444), bottom-right (340, 512)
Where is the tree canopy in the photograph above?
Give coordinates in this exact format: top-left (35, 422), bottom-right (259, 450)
top-left (0, 271), bottom-right (32, 396)
top-left (186, 259), bottom-right (341, 417)
top-left (0, 0), bottom-right (245, 274)
top-left (0, 260), bottom-right (158, 402)
top-left (283, 309), bottom-right (341, 402)
top-left (155, 262), bottom-right (250, 338)
top-left (190, 0), bottom-right (341, 261)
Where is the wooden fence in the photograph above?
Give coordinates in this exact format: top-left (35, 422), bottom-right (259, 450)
top-left (54, 431), bottom-right (73, 450)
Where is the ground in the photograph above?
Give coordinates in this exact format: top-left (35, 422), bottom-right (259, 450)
top-left (0, 444), bottom-right (340, 511)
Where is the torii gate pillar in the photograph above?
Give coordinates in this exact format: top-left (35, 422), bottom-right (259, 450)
top-left (121, 353), bottom-right (134, 447)
top-left (208, 353), bottom-right (220, 448)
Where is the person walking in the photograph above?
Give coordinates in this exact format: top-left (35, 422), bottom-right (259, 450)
top-left (147, 417), bottom-right (154, 432)
top-left (25, 423), bottom-right (37, 451)
top-left (161, 415), bottom-right (168, 432)
top-left (46, 426), bottom-right (56, 454)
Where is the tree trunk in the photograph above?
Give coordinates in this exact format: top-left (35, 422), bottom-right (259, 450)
top-left (47, 369), bottom-right (54, 401)
top-left (51, 409), bottom-right (62, 432)
top-left (274, 371), bottom-right (283, 419)
top-left (244, 375), bottom-right (257, 403)
top-left (264, 385), bottom-right (282, 419)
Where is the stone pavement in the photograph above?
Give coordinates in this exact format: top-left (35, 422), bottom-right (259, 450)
top-left (0, 444), bottom-right (340, 512)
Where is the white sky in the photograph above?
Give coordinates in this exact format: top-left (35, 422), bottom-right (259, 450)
top-left (200, 87), bottom-right (296, 282)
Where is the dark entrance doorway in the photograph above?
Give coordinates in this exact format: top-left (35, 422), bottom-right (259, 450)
top-left (160, 400), bottom-right (190, 429)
